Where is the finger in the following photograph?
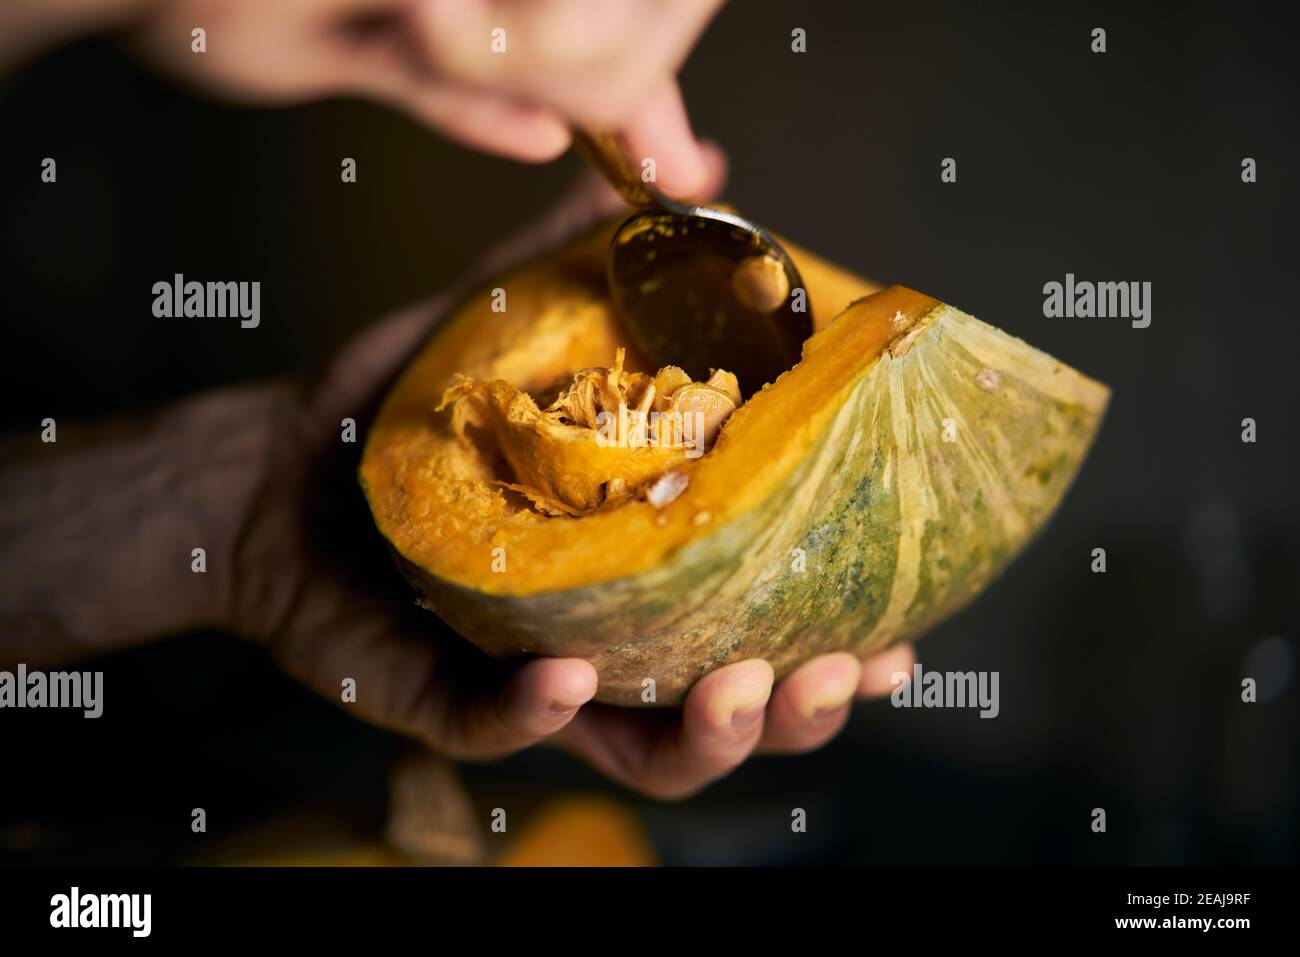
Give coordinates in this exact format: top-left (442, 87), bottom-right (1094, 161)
top-left (757, 653), bottom-right (861, 754)
top-left (345, 0), bottom-right (726, 169)
top-left (406, 0), bottom-right (719, 105)
top-left (409, 0), bottom-right (641, 88)
top-left (398, 85), bottom-right (573, 163)
top-left (858, 643), bottom-right (916, 699)
top-left (338, 9), bottom-right (571, 161)
top-left (428, 655), bottom-right (599, 760)
top-left (619, 78), bottom-right (716, 200)
top-left (682, 138), bottom-right (729, 203)
top-left (265, 582), bottom-right (599, 761)
top-left (557, 659), bottom-right (774, 800)
top-left (359, 64), bottom-right (573, 162)
top-left (670, 658), bottom-right (775, 789)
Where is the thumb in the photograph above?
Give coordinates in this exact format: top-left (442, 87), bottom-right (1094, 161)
top-left (620, 79), bottom-right (725, 201)
top-left (423, 655), bottom-right (600, 761)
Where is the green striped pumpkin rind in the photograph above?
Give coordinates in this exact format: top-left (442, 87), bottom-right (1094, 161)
top-left (394, 301), bottom-right (1109, 706)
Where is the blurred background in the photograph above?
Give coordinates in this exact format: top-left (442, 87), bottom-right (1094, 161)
top-left (1, 1), bottom-right (1296, 865)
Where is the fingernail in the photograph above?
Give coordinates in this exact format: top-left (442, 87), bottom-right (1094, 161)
top-left (802, 657), bottom-right (862, 721)
top-left (548, 701), bottom-right (580, 718)
top-left (812, 701), bottom-right (851, 722)
top-left (731, 704), bottom-right (765, 732)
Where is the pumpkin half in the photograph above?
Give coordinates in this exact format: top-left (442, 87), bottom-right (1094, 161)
top-left (360, 217), bottom-right (1109, 706)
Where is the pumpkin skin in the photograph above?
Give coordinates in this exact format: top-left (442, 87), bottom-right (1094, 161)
top-left (360, 217), bottom-right (1109, 706)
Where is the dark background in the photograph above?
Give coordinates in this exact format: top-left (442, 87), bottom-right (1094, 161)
top-left (1, 2), bottom-right (1296, 864)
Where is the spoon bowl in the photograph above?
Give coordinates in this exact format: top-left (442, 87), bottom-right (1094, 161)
top-left (607, 205), bottom-right (811, 396)
top-left (574, 131), bottom-right (812, 395)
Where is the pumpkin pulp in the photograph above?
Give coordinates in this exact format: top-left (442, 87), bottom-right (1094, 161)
top-left (358, 221), bottom-right (941, 597)
top-left (437, 348), bottom-right (743, 517)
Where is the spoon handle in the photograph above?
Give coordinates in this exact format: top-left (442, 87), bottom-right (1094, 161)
top-left (572, 130), bottom-right (658, 208)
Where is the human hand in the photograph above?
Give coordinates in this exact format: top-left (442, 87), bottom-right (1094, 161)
top-left (224, 164), bottom-right (913, 799)
top-left (125, 0), bottom-right (725, 198)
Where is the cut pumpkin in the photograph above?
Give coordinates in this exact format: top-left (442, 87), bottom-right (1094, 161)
top-left (360, 216), bottom-right (1109, 706)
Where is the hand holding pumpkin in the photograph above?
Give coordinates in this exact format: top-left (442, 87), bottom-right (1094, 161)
top-left (0, 0), bottom-right (910, 799)
top-left (223, 169), bottom-right (913, 799)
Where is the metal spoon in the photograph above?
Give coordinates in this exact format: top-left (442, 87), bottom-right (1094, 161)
top-left (574, 132), bottom-right (812, 396)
